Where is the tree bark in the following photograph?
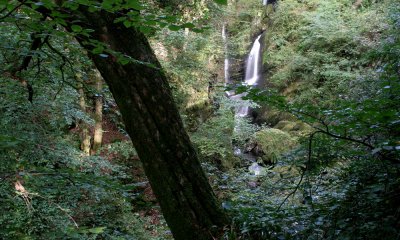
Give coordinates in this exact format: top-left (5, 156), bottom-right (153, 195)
top-left (60, 7), bottom-right (229, 240)
top-left (91, 69), bottom-right (103, 155)
top-left (77, 76), bottom-right (91, 156)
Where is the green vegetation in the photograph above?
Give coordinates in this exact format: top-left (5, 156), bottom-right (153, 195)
top-left (1, 0), bottom-right (399, 239)
top-left (250, 128), bottom-right (297, 164)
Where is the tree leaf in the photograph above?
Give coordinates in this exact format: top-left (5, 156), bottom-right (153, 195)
top-left (71, 25), bottom-right (83, 32)
top-left (168, 25), bottom-right (181, 31)
top-left (214, 0), bottom-right (227, 5)
top-left (88, 227), bottom-right (106, 234)
top-left (181, 23), bottom-right (195, 29)
top-left (123, 20), bottom-right (131, 28)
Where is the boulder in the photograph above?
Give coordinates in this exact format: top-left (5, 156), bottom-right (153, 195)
top-left (249, 128), bottom-right (297, 164)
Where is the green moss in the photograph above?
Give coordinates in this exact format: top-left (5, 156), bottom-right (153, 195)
top-left (274, 120), bottom-right (297, 132)
top-left (254, 106), bottom-right (296, 126)
top-left (251, 128), bottom-right (297, 164)
top-left (184, 100), bottom-right (213, 132)
top-left (274, 120), bottom-right (313, 138)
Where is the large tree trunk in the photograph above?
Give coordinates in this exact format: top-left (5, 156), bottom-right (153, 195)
top-left (66, 8), bottom-right (229, 240)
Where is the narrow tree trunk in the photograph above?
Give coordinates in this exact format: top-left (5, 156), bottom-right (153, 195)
top-left (67, 8), bottom-right (229, 240)
top-left (91, 70), bottom-right (103, 155)
top-left (183, 28), bottom-right (190, 51)
top-left (77, 76), bottom-right (91, 156)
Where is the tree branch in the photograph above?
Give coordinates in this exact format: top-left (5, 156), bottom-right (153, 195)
top-left (0, 0), bottom-right (27, 20)
top-left (7, 16), bottom-right (48, 102)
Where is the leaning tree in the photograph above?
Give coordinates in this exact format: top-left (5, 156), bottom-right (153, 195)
top-left (4, 0), bottom-right (229, 239)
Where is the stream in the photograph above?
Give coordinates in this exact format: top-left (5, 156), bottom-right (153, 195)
top-left (223, 27), bottom-right (266, 175)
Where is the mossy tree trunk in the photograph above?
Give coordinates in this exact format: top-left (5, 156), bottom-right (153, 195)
top-left (35, 5), bottom-right (229, 240)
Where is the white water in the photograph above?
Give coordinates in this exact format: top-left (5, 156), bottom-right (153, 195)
top-left (263, 0), bottom-right (268, 6)
top-left (234, 34), bottom-right (263, 117)
top-left (244, 34), bottom-right (262, 86)
top-left (222, 24), bottom-right (229, 83)
top-left (222, 24), bottom-right (233, 97)
top-left (232, 33), bottom-right (265, 173)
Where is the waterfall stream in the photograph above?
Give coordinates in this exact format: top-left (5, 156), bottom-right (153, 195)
top-left (230, 33), bottom-right (265, 174)
top-left (231, 33), bottom-right (263, 117)
top-left (244, 34), bottom-right (262, 87)
top-left (222, 24), bottom-right (229, 85)
top-left (222, 24), bottom-right (235, 97)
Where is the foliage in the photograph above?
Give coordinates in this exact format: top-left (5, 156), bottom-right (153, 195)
top-left (0, 8), bottom-right (170, 238)
top-left (219, 152), bottom-right (399, 240)
top-left (191, 102), bottom-right (239, 169)
top-left (220, 0), bottom-right (400, 239)
top-left (259, 0), bottom-right (400, 158)
top-left (232, 116), bottom-right (260, 147)
top-left (1, 0), bottom-right (399, 239)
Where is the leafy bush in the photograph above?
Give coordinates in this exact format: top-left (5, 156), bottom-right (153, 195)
top-left (191, 105), bottom-right (240, 169)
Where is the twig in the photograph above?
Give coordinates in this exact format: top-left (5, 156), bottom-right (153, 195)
top-left (34, 193), bottom-right (79, 228)
top-left (277, 170), bottom-right (305, 211)
top-left (7, 16), bottom-right (48, 102)
top-left (0, 0), bottom-right (27, 20)
top-left (277, 131), bottom-right (319, 211)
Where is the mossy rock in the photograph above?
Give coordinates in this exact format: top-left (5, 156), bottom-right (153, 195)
top-left (253, 106), bottom-right (296, 126)
top-left (184, 100), bottom-right (213, 132)
top-left (274, 120), bottom-right (313, 137)
top-left (273, 165), bottom-right (300, 179)
top-left (274, 120), bottom-right (297, 132)
top-left (251, 128), bottom-right (297, 164)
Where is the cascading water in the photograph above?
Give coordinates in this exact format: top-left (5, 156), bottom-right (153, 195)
top-left (232, 33), bottom-right (263, 117)
top-left (222, 24), bottom-right (229, 84)
top-left (231, 33), bottom-right (264, 167)
top-left (222, 24), bottom-right (234, 97)
top-left (244, 34), bottom-right (262, 87)
top-left (263, 0), bottom-right (268, 5)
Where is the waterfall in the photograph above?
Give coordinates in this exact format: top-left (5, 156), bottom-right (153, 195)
top-left (222, 24), bottom-right (232, 97)
top-left (233, 33), bottom-right (263, 117)
top-left (244, 34), bottom-right (262, 86)
top-left (263, 0), bottom-right (268, 5)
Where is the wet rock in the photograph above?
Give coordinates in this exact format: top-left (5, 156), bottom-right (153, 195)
top-left (248, 162), bottom-right (267, 176)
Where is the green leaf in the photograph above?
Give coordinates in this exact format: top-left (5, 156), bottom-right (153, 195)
top-left (101, 0), bottom-right (113, 10)
top-left (88, 5), bottom-right (98, 12)
top-left (0, 135), bottom-right (21, 149)
top-left (168, 25), bottom-right (181, 31)
top-left (181, 23), bottom-right (195, 29)
top-left (119, 57), bottom-right (130, 65)
top-left (125, 0), bottom-right (144, 10)
top-left (88, 227), bottom-right (106, 234)
top-left (139, 26), bottom-right (152, 34)
top-left (214, 0), bottom-right (227, 5)
top-left (71, 25), bottom-right (83, 32)
top-left (123, 20), bottom-right (131, 28)
top-left (0, 0), bottom-right (7, 8)
top-left (192, 28), bottom-right (204, 33)
top-left (92, 46), bottom-right (104, 54)
top-left (145, 20), bottom-right (157, 26)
